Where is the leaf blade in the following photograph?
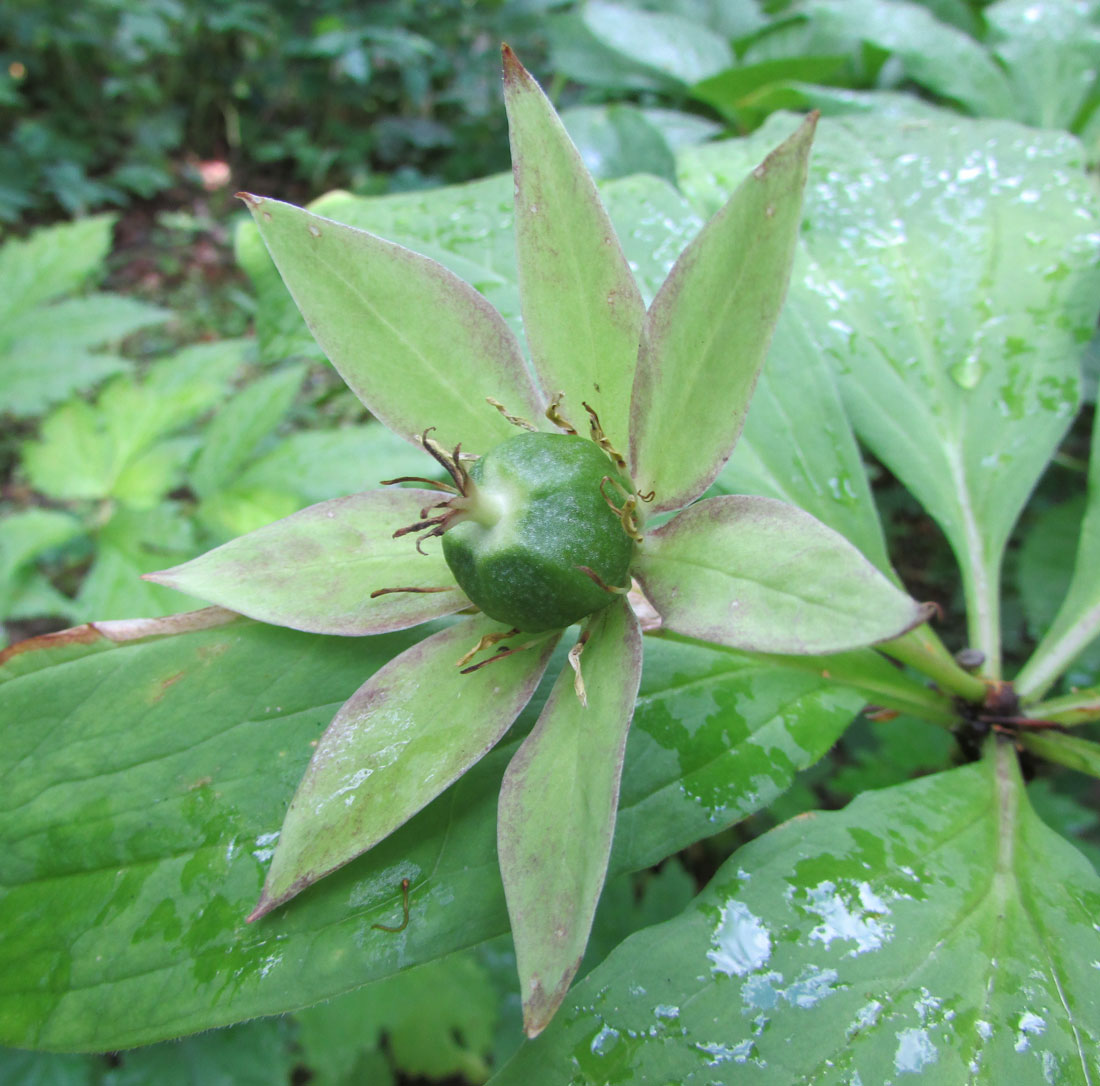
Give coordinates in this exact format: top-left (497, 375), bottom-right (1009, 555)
top-left (241, 194), bottom-right (543, 452)
top-left (630, 113), bottom-right (817, 513)
top-left (503, 45), bottom-right (645, 457)
top-left (252, 616), bottom-right (559, 919)
top-left (145, 489), bottom-right (469, 635)
top-left (633, 495), bottom-right (926, 654)
top-left (498, 599), bottom-right (642, 1037)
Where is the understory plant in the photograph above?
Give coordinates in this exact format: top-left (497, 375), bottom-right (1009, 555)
top-left (3, 42), bottom-right (1100, 1085)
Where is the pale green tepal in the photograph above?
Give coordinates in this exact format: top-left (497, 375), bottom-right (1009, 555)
top-left (146, 47), bottom-right (927, 1036)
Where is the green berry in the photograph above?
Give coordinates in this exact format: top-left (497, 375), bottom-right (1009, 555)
top-left (442, 432), bottom-right (636, 632)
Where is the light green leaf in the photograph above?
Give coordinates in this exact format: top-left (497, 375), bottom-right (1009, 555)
top-left (0, 215), bottom-right (114, 324)
top-left (241, 194), bottom-right (543, 452)
top-left (499, 599), bottom-right (642, 1037)
top-left (237, 424), bottom-right (434, 506)
top-left (1018, 412), bottom-right (1100, 699)
top-left (145, 489), bottom-right (469, 636)
top-left (195, 485), bottom-right (303, 543)
top-left (503, 46), bottom-right (645, 457)
top-left (582, 0), bottom-right (734, 85)
top-left (681, 111), bottom-right (1100, 674)
top-left (560, 105), bottom-right (677, 183)
top-left (0, 612), bottom-right (857, 1050)
top-left (0, 510), bottom-right (84, 587)
top-left (630, 114), bottom-right (816, 514)
top-left (22, 340), bottom-right (245, 502)
top-left (1, 293), bottom-right (171, 416)
top-left (987, 0), bottom-right (1100, 131)
top-left (189, 365), bottom-right (306, 499)
top-left (494, 742), bottom-right (1100, 1084)
top-left (250, 616), bottom-right (560, 920)
top-left (801, 0), bottom-right (1017, 117)
top-left (73, 506), bottom-right (202, 623)
top-left (634, 496), bottom-right (926, 654)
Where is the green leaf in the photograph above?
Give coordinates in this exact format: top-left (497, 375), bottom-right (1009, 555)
top-left (1, 294), bottom-right (171, 416)
top-left (1019, 730), bottom-right (1100, 781)
top-left (0, 613), bottom-right (858, 1050)
top-left (560, 105), bottom-right (677, 183)
top-left (1018, 412), bottom-right (1100, 699)
top-left (22, 340), bottom-right (245, 502)
top-left (581, 0), bottom-right (734, 86)
top-left (237, 424), bottom-right (434, 506)
top-left (0, 215), bottom-right (114, 323)
top-left (145, 489), bottom-right (469, 635)
top-left (715, 257), bottom-right (894, 576)
top-left (613, 634), bottom-right (865, 872)
top-left (493, 742), bottom-right (1100, 1084)
top-left (498, 599), bottom-right (642, 1037)
top-left (986, 0), bottom-right (1100, 131)
top-left (629, 114), bottom-right (816, 514)
top-left (240, 194), bottom-right (542, 452)
top-left (0, 1047), bottom-right (101, 1085)
top-left (73, 505), bottom-right (202, 622)
top-left (681, 110), bottom-right (1100, 674)
top-left (800, 0), bottom-right (1017, 116)
top-left (502, 46), bottom-right (645, 458)
top-left (0, 509), bottom-right (84, 591)
top-left (189, 365), bottom-right (306, 499)
top-left (102, 1019), bottom-right (294, 1086)
top-left (250, 616), bottom-right (560, 920)
top-left (634, 496), bottom-right (926, 654)
top-left (297, 952), bottom-right (497, 1084)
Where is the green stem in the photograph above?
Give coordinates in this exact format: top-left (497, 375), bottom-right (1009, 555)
top-left (878, 624), bottom-right (987, 703)
top-left (1020, 686), bottom-right (1100, 727)
top-left (1015, 602), bottom-right (1100, 702)
top-left (1018, 730), bottom-right (1100, 779)
top-left (652, 631), bottom-right (960, 727)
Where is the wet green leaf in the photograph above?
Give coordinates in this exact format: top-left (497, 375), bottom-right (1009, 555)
top-left (634, 496), bottom-right (925, 654)
top-left (986, 0), bottom-right (1100, 131)
top-left (0, 614), bottom-right (857, 1051)
top-left (630, 114), bottom-right (816, 514)
top-left (503, 46), bottom-right (645, 457)
top-left (581, 0), bottom-right (733, 86)
top-left (560, 104), bottom-right (677, 183)
top-left (494, 743), bottom-right (1100, 1084)
top-left (715, 258), bottom-right (893, 576)
top-left (1018, 413), bottom-right (1100, 699)
top-left (498, 600), bottom-right (642, 1037)
top-left (683, 111), bottom-right (1100, 673)
top-left (145, 489), bottom-right (468, 635)
top-left (250, 617), bottom-right (560, 920)
top-left (241, 194), bottom-right (543, 452)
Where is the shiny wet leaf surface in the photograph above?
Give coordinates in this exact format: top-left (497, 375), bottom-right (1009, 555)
top-left (493, 743), bottom-right (1100, 1084)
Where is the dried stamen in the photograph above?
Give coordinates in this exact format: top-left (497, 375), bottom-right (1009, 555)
top-left (456, 627), bottom-right (521, 670)
top-left (370, 585), bottom-right (456, 599)
top-left (379, 476), bottom-right (459, 493)
top-left (459, 635), bottom-right (548, 674)
top-left (581, 401), bottom-right (627, 470)
top-left (567, 629), bottom-right (591, 707)
top-left (487, 397), bottom-right (537, 432)
top-left (576, 565), bottom-right (629, 594)
top-left (545, 392), bottom-right (578, 435)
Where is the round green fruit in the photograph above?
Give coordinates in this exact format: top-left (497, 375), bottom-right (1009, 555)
top-left (442, 432), bottom-right (636, 632)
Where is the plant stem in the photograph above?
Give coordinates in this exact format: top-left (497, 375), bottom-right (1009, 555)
top-left (1015, 602), bottom-right (1100, 702)
top-left (1019, 686), bottom-right (1100, 727)
top-left (878, 625), bottom-right (987, 703)
top-left (652, 631), bottom-right (959, 727)
top-left (1017, 730), bottom-right (1100, 778)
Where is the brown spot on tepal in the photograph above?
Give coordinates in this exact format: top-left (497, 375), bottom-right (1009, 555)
top-left (236, 192), bottom-right (263, 207)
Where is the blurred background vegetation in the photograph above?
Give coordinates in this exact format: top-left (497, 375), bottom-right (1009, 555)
top-left (2, 0), bottom-right (1099, 1082)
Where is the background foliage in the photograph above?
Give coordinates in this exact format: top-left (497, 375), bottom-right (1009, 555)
top-left (2, 0), bottom-right (1100, 1082)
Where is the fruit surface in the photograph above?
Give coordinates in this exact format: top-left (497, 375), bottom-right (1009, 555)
top-left (442, 432), bottom-right (635, 631)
